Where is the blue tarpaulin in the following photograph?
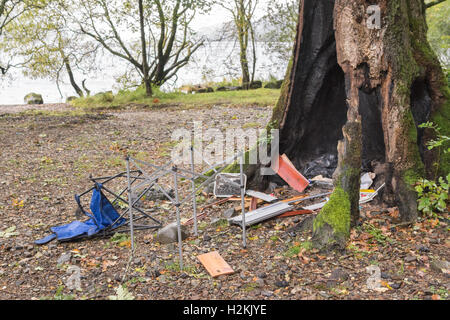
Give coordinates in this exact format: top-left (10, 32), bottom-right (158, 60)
top-left (36, 184), bottom-right (126, 245)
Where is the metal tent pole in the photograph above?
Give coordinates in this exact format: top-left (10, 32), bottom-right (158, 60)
top-left (240, 152), bottom-right (246, 248)
top-left (173, 166), bottom-right (184, 270)
top-left (126, 157), bottom-right (135, 253)
top-left (190, 146), bottom-right (198, 236)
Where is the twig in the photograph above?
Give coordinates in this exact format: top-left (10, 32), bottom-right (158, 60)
top-left (391, 221), bottom-right (414, 228)
top-left (121, 247), bottom-right (135, 283)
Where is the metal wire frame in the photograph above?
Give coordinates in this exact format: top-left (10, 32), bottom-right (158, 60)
top-left (126, 149), bottom-right (246, 269)
top-left (73, 169), bottom-right (163, 239)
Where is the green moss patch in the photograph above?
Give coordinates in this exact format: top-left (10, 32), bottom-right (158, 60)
top-left (313, 187), bottom-right (351, 238)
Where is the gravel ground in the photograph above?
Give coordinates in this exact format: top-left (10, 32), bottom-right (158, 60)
top-left (0, 103), bottom-right (448, 300)
top-left (0, 103), bottom-right (74, 114)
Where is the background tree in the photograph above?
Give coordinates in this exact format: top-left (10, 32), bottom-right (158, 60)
top-left (0, 0), bottom-right (45, 75)
top-left (425, 0), bottom-right (449, 70)
top-left (69, 0), bottom-right (210, 96)
top-left (3, 0), bottom-right (98, 97)
top-left (218, 0), bottom-right (259, 89)
top-left (260, 0), bottom-right (300, 63)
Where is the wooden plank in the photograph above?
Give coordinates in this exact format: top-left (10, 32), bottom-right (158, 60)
top-left (278, 210), bottom-right (313, 218)
top-left (250, 197), bottom-right (258, 211)
top-left (234, 198), bottom-right (264, 212)
top-left (197, 251), bottom-right (234, 277)
top-left (281, 195), bottom-right (308, 203)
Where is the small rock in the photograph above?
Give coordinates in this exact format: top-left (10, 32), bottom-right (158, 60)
top-left (23, 251), bottom-right (33, 258)
top-left (416, 245), bottom-right (430, 253)
top-left (203, 234), bottom-right (212, 242)
top-left (275, 280), bottom-right (289, 288)
top-left (14, 245), bottom-right (24, 250)
top-left (391, 282), bottom-right (402, 289)
top-left (257, 272), bottom-right (267, 279)
top-left (255, 278), bottom-right (265, 287)
top-left (404, 255), bottom-right (416, 263)
top-left (156, 222), bottom-right (189, 244)
top-left (153, 270), bottom-right (161, 278)
top-left (57, 252), bottom-right (72, 265)
top-left (291, 286), bottom-right (302, 294)
top-left (180, 273), bottom-right (188, 279)
top-left (24, 93), bottom-right (44, 104)
top-left (381, 272), bottom-right (391, 280)
top-left (261, 290), bottom-right (273, 297)
top-left (223, 208), bottom-right (237, 219)
top-left (329, 268), bottom-right (349, 282)
top-left (430, 260), bottom-right (450, 274)
top-left (15, 279), bottom-right (25, 286)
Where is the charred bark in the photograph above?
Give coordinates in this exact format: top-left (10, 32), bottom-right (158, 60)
top-left (248, 0), bottom-right (448, 249)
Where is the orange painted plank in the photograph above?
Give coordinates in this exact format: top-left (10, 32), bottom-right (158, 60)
top-left (250, 197), bottom-right (258, 211)
top-left (272, 154), bottom-right (310, 193)
top-left (281, 195), bottom-right (308, 203)
top-left (197, 251), bottom-right (234, 277)
top-left (278, 210), bottom-right (313, 218)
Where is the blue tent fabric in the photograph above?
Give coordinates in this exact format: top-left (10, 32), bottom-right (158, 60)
top-left (35, 184), bottom-right (126, 245)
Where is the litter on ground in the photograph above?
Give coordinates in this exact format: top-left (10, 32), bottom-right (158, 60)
top-left (197, 251), bottom-right (235, 278)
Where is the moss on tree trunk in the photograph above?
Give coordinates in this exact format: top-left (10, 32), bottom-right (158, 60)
top-left (246, 0), bottom-right (448, 250)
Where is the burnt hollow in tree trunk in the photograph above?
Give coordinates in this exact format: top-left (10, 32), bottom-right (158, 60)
top-left (247, 0), bottom-right (448, 248)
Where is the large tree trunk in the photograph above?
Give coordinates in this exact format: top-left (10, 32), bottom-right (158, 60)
top-left (248, 0), bottom-right (448, 250)
top-left (138, 0), bottom-right (152, 97)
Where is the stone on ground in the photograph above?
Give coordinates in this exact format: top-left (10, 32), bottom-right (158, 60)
top-left (156, 222), bottom-right (189, 244)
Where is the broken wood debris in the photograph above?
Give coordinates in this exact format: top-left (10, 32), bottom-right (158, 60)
top-left (197, 251), bottom-right (234, 278)
top-left (278, 210), bottom-right (314, 218)
top-left (272, 154), bottom-right (310, 193)
top-left (229, 193), bottom-right (331, 227)
top-left (245, 189), bottom-right (278, 202)
top-left (213, 173), bottom-right (247, 197)
top-left (360, 183), bottom-right (385, 204)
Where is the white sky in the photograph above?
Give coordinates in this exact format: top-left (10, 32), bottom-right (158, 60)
top-left (191, 1), bottom-right (272, 31)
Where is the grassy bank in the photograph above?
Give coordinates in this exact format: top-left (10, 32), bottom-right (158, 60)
top-left (71, 86), bottom-right (281, 109)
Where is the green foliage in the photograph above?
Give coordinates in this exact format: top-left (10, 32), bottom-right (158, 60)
top-left (415, 174), bottom-right (449, 217)
top-left (313, 187), bottom-right (351, 238)
top-left (363, 223), bottom-right (394, 246)
top-left (426, 0), bottom-right (450, 69)
top-left (110, 232), bottom-right (130, 246)
top-left (2, 0), bottom-right (96, 95)
top-left (108, 285), bottom-right (135, 300)
top-left (284, 241), bottom-right (312, 257)
top-left (0, 226), bottom-right (19, 238)
top-left (71, 86), bottom-right (280, 109)
top-left (261, 0), bottom-right (300, 62)
top-left (419, 121), bottom-right (450, 154)
top-left (41, 285), bottom-right (75, 300)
